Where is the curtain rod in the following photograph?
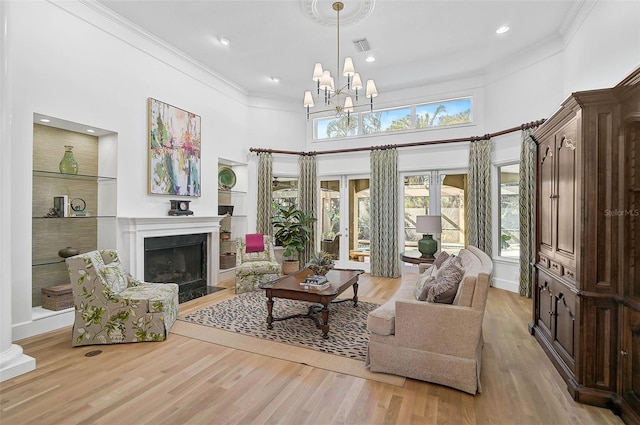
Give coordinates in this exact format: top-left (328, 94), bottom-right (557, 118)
top-left (249, 119), bottom-right (546, 156)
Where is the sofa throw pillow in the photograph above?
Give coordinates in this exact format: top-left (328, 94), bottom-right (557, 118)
top-left (415, 274), bottom-right (434, 300)
top-left (99, 262), bottom-right (129, 294)
top-left (426, 256), bottom-right (465, 303)
top-left (433, 251), bottom-right (450, 268)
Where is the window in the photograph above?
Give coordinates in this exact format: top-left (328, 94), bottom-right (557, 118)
top-left (499, 164), bottom-right (520, 257)
top-left (441, 173), bottom-right (467, 254)
top-left (319, 180), bottom-right (340, 240)
top-left (403, 174), bottom-right (430, 250)
top-left (416, 98), bottom-right (472, 129)
top-left (316, 116), bottom-right (358, 140)
top-left (272, 176), bottom-right (298, 235)
top-left (362, 107), bottom-right (412, 134)
top-left (314, 96), bottom-right (473, 141)
top-left (402, 171), bottom-right (467, 255)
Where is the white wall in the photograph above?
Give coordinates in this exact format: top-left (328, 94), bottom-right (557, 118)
top-left (7, 0), bottom-right (259, 338)
top-left (5, 0), bottom-right (639, 347)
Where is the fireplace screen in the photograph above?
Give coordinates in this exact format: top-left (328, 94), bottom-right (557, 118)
top-left (144, 233), bottom-right (207, 301)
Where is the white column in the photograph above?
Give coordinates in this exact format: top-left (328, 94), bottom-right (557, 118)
top-left (0, 0), bottom-right (35, 382)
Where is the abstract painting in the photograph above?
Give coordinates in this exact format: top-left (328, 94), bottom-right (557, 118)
top-left (148, 98), bottom-right (201, 196)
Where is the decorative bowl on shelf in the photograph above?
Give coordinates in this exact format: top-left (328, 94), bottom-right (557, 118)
top-left (218, 167), bottom-right (237, 190)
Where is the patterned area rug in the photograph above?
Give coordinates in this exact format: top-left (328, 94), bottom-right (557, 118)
top-left (180, 291), bottom-right (378, 361)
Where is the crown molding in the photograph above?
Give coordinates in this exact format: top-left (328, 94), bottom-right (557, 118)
top-left (66, 0), bottom-right (248, 98)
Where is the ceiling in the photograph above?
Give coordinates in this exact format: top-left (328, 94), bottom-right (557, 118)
top-left (96, 0), bottom-right (585, 105)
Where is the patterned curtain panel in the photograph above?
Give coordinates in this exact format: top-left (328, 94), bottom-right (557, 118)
top-left (256, 152), bottom-right (273, 235)
top-left (370, 149), bottom-right (401, 278)
top-left (298, 155), bottom-right (317, 266)
top-left (467, 139), bottom-right (492, 256)
top-left (519, 129), bottom-right (537, 297)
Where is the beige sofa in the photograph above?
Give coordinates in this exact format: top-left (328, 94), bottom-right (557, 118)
top-left (365, 245), bottom-right (493, 394)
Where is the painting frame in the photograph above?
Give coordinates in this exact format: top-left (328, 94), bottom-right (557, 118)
top-left (148, 98), bottom-right (201, 197)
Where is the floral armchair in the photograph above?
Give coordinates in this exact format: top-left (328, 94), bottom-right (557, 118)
top-left (65, 249), bottom-right (179, 346)
top-left (235, 235), bottom-right (281, 293)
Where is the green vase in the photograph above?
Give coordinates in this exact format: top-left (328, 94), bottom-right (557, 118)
top-left (59, 145), bottom-right (78, 174)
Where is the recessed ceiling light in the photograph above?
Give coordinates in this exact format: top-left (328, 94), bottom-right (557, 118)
top-left (86, 129), bottom-right (95, 133)
top-left (270, 76), bottom-right (281, 83)
top-left (218, 36), bottom-right (230, 46)
top-left (39, 118), bottom-right (51, 123)
top-left (496, 26), bottom-right (510, 34)
top-left (365, 55), bottom-right (376, 63)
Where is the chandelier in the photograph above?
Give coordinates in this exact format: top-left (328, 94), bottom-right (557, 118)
top-left (303, 1), bottom-right (378, 121)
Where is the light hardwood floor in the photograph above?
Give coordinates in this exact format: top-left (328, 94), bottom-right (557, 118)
top-left (0, 272), bottom-right (625, 425)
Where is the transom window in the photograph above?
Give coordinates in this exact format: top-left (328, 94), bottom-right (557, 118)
top-left (315, 97), bottom-right (472, 141)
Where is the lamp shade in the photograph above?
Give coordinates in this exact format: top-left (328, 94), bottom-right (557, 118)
top-left (365, 79), bottom-right (378, 98)
top-left (303, 91), bottom-right (314, 108)
top-left (352, 73), bottom-right (363, 90)
top-left (319, 70), bottom-right (332, 90)
top-left (312, 63), bottom-right (323, 82)
top-left (416, 215), bottom-right (441, 234)
top-left (344, 96), bottom-right (354, 112)
top-left (343, 57), bottom-right (355, 77)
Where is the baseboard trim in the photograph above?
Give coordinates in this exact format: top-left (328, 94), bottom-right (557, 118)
top-left (492, 277), bottom-right (519, 293)
top-left (0, 344), bottom-right (35, 382)
top-left (13, 309), bottom-right (74, 341)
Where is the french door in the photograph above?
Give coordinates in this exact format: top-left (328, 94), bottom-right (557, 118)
top-left (319, 175), bottom-right (371, 272)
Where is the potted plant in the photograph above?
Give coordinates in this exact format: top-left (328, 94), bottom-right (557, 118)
top-left (272, 204), bottom-right (317, 275)
top-left (220, 226), bottom-right (231, 240)
top-left (307, 251), bottom-right (335, 275)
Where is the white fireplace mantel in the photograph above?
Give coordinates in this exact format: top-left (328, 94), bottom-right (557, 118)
top-left (119, 216), bottom-right (224, 285)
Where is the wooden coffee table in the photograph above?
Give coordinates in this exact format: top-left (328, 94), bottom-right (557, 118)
top-left (258, 268), bottom-right (364, 339)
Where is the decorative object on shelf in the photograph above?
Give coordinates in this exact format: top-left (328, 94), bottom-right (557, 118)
top-left (415, 215), bottom-right (442, 258)
top-left (41, 284), bottom-right (73, 311)
top-left (218, 205), bottom-right (234, 216)
top-left (218, 167), bottom-right (237, 190)
top-left (59, 145), bottom-right (79, 174)
top-left (307, 251), bottom-right (335, 275)
top-left (303, 1), bottom-right (378, 121)
top-left (53, 195), bottom-right (69, 217)
top-left (148, 98), bottom-right (201, 197)
top-left (168, 199), bottom-right (193, 216)
top-left (45, 207), bottom-right (58, 218)
top-left (220, 252), bottom-right (236, 269)
top-left (58, 246), bottom-right (80, 258)
top-left (220, 228), bottom-right (231, 240)
top-left (69, 198), bottom-right (87, 217)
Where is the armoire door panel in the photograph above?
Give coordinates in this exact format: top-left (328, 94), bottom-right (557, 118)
top-left (627, 121), bottom-right (640, 301)
top-left (539, 142), bottom-right (555, 254)
top-left (593, 303), bottom-right (616, 390)
top-left (536, 272), bottom-right (553, 336)
top-left (553, 287), bottom-right (576, 370)
top-left (555, 130), bottom-right (577, 262)
top-left (623, 307), bottom-right (640, 414)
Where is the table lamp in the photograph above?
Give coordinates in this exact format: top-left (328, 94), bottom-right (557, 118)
top-left (415, 215), bottom-right (442, 258)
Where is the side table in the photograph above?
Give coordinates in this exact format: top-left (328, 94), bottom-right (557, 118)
top-left (400, 250), bottom-right (435, 273)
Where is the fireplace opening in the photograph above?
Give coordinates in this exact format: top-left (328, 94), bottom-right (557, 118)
top-left (144, 233), bottom-right (211, 303)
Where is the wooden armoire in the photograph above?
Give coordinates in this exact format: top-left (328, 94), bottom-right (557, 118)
top-left (530, 67), bottom-right (640, 424)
